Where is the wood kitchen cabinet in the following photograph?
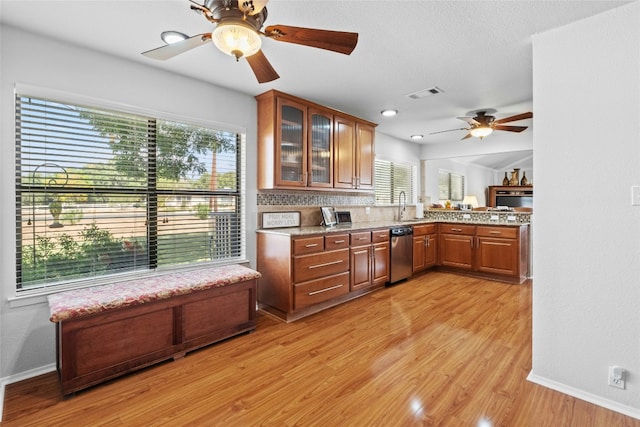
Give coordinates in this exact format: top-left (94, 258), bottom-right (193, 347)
top-left (256, 90), bottom-right (376, 192)
top-left (350, 231), bottom-right (372, 291)
top-left (350, 229), bottom-right (390, 291)
top-left (257, 228), bottom-right (389, 322)
top-left (439, 224), bottom-right (476, 270)
top-left (437, 223), bottom-right (529, 283)
top-left (334, 119), bottom-right (375, 190)
top-left (412, 224), bottom-right (437, 272)
top-left (372, 231), bottom-right (390, 285)
top-left (475, 226), bottom-right (527, 278)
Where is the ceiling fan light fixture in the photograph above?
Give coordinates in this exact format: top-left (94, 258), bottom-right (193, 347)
top-left (211, 22), bottom-right (262, 60)
top-left (470, 125), bottom-right (493, 139)
top-left (161, 31), bottom-right (189, 44)
top-left (381, 109), bottom-right (398, 117)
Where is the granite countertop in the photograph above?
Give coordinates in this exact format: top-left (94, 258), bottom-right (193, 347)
top-left (257, 211), bottom-right (531, 236)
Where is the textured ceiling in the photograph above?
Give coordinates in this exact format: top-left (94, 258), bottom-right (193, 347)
top-left (0, 0), bottom-right (631, 169)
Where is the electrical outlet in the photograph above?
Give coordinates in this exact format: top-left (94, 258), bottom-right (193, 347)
top-left (608, 366), bottom-right (626, 389)
top-left (365, 206), bottom-right (371, 215)
top-left (632, 186), bottom-right (640, 206)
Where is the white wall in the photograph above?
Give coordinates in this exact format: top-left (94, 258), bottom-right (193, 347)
top-left (0, 25), bottom-right (258, 379)
top-left (530, 1), bottom-right (640, 416)
top-left (422, 158), bottom-right (495, 206)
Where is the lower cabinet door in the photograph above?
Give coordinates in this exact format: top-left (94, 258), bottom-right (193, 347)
top-left (412, 236), bottom-right (426, 272)
top-left (476, 237), bottom-right (519, 276)
top-left (294, 272), bottom-right (350, 310)
top-left (425, 234), bottom-right (437, 268)
top-left (372, 241), bottom-right (389, 285)
top-left (440, 234), bottom-right (474, 270)
top-left (350, 245), bottom-right (372, 291)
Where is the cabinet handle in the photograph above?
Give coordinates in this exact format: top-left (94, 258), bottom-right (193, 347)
top-left (308, 260), bottom-right (344, 269)
top-left (333, 240), bottom-right (345, 244)
top-left (489, 231), bottom-right (501, 235)
top-left (308, 284), bottom-right (344, 296)
top-left (425, 238), bottom-right (429, 248)
top-left (357, 237), bottom-right (368, 241)
top-left (451, 228), bottom-right (463, 232)
top-left (305, 243), bottom-right (319, 248)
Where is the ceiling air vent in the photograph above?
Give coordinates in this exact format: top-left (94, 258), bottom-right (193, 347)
top-left (407, 86), bottom-right (444, 99)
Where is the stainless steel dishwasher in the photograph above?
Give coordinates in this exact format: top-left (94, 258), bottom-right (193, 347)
top-left (389, 226), bottom-right (413, 284)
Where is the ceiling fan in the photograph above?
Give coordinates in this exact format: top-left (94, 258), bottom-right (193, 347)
top-left (431, 110), bottom-right (533, 140)
top-left (141, 0), bottom-right (359, 84)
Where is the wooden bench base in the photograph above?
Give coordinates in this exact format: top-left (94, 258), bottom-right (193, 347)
top-left (56, 278), bottom-right (257, 396)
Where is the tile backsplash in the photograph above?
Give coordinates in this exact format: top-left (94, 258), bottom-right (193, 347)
top-left (257, 191), bottom-right (415, 227)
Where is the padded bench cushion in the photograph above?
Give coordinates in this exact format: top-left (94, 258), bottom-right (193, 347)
top-left (48, 264), bottom-right (261, 323)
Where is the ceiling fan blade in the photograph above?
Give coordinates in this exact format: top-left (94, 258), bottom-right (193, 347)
top-left (493, 125), bottom-right (528, 133)
top-left (461, 133), bottom-right (473, 140)
top-left (429, 128), bottom-right (468, 135)
top-left (457, 116), bottom-right (480, 126)
top-left (265, 25), bottom-right (358, 55)
top-left (142, 33), bottom-right (211, 60)
top-left (494, 112), bottom-right (533, 124)
top-left (246, 50), bottom-right (280, 83)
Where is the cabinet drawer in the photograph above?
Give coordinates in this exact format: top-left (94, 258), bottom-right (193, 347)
top-left (294, 249), bottom-right (349, 283)
top-left (351, 231), bottom-right (372, 246)
top-left (371, 229), bottom-right (390, 243)
top-left (293, 236), bottom-right (324, 255)
top-left (294, 272), bottom-right (350, 310)
top-left (413, 224), bottom-right (436, 236)
top-left (325, 234), bottom-right (349, 250)
top-left (440, 224), bottom-right (476, 235)
top-left (476, 226), bottom-right (517, 239)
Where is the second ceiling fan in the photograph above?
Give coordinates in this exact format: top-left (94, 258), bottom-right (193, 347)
top-left (142, 0), bottom-right (359, 83)
top-left (431, 110), bottom-right (533, 140)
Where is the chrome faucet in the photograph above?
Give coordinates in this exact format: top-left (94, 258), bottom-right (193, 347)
top-left (398, 190), bottom-right (406, 221)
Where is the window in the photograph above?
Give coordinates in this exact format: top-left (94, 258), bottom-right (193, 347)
top-left (375, 159), bottom-right (416, 204)
top-left (438, 170), bottom-right (465, 201)
top-left (16, 94), bottom-right (244, 292)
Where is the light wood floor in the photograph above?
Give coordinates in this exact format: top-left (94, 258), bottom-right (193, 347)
top-left (3, 272), bottom-right (640, 426)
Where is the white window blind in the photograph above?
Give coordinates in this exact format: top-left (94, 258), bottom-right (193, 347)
top-left (375, 159), bottom-right (416, 204)
top-left (15, 94), bottom-right (244, 291)
top-left (438, 170), bottom-right (465, 201)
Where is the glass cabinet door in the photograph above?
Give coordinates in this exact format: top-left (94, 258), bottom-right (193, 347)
top-left (277, 99), bottom-right (306, 186)
top-left (308, 108), bottom-right (333, 187)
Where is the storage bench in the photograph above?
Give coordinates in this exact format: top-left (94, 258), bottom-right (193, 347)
top-left (48, 265), bottom-right (261, 396)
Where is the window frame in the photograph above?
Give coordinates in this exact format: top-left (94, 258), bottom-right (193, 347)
top-left (438, 169), bottom-right (465, 202)
top-left (374, 158), bottom-right (417, 205)
top-left (14, 88), bottom-right (247, 296)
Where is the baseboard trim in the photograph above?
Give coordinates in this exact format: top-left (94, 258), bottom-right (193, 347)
top-left (0, 364), bottom-right (57, 421)
top-left (527, 371), bottom-right (640, 420)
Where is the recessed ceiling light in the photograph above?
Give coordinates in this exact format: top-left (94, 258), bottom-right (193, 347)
top-left (161, 31), bottom-right (189, 44)
top-left (410, 135), bottom-right (424, 140)
top-left (380, 109), bottom-right (398, 117)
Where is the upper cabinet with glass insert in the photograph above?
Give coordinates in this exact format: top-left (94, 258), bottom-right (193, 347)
top-left (256, 90), bottom-right (376, 192)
